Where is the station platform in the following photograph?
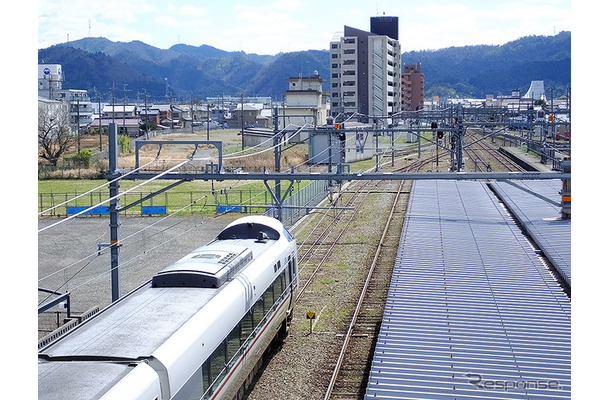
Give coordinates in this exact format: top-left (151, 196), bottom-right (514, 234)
top-left (499, 146), bottom-right (554, 172)
top-left (491, 180), bottom-right (571, 287)
top-left (365, 180), bottom-right (570, 400)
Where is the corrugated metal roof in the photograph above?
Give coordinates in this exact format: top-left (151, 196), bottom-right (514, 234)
top-left (490, 180), bottom-right (571, 286)
top-left (365, 180), bottom-right (571, 400)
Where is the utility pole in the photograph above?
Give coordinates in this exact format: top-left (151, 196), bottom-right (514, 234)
top-left (455, 104), bottom-right (464, 172)
top-left (76, 95), bottom-right (81, 152)
top-left (241, 93), bottom-right (245, 150)
top-left (207, 103), bottom-right (211, 140)
top-left (122, 84), bottom-right (131, 136)
top-left (96, 89), bottom-right (102, 151)
top-left (111, 82), bottom-right (116, 123)
top-left (273, 107), bottom-right (282, 220)
top-left (190, 93), bottom-right (194, 134)
top-left (143, 89), bottom-right (149, 139)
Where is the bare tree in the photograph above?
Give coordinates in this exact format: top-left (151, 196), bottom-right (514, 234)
top-left (38, 102), bottom-right (74, 166)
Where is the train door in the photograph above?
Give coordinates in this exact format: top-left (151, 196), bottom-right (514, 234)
top-left (287, 255), bottom-right (294, 292)
top-left (287, 254), bottom-right (297, 290)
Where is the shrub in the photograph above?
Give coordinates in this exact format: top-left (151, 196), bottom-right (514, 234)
top-left (66, 149), bottom-right (92, 168)
top-left (118, 135), bottom-right (131, 153)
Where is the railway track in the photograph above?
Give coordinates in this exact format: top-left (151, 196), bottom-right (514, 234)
top-left (317, 147), bottom-right (435, 399)
top-left (464, 129), bottom-right (526, 172)
top-left (244, 147), bottom-right (433, 400)
top-left (242, 129), bottom-right (542, 399)
top-left (245, 129), bottom-right (535, 400)
top-left (322, 179), bottom-right (409, 400)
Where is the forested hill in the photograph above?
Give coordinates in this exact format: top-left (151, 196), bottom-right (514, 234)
top-left (401, 31), bottom-right (571, 98)
top-left (37, 31), bottom-right (570, 102)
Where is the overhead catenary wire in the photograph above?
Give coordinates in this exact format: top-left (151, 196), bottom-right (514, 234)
top-left (223, 123), bottom-right (312, 161)
top-left (40, 119), bottom-right (424, 285)
top-left (38, 159), bottom-right (159, 216)
top-left (39, 191), bottom-right (211, 304)
top-left (38, 157), bottom-right (195, 233)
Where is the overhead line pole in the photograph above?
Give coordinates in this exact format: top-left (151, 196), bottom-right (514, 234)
top-left (107, 123), bottom-right (121, 302)
top-left (273, 107), bottom-right (282, 221)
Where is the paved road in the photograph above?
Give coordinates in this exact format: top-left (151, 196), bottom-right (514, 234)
top-left (38, 214), bottom-right (242, 315)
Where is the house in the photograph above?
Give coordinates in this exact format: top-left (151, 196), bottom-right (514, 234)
top-left (102, 104), bottom-right (138, 119)
top-left (191, 104), bottom-right (211, 126)
top-left (153, 104), bottom-right (191, 128)
top-left (226, 104), bottom-right (262, 129)
top-left (139, 107), bottom-right (161, 126)
top-left (94, 117), bottom-right (143, 137)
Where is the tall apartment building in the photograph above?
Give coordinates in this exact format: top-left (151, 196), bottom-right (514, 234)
top-left (329, 16), bottom-right (401, 124)
top-left (401, 63), bottom-right (425, 111)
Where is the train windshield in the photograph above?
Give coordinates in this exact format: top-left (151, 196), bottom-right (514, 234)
top-left (217, 222), bottom-right (280, 241)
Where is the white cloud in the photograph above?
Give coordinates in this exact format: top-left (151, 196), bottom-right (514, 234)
top-left (155, 16), bottom-right (182, 29)
top-left (176, 5), bottom-right (209, 17)
top-left (38, 0), bottom-right (571, 53)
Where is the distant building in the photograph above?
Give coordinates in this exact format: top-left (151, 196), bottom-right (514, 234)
top-left (226, 103), bottom-right (261, 129)
top-left (38, 64), bottom-right (94, 133)
top-left (282, 72), bottom-right (328, 130)
top-left (523, 80), bottom-right (546, 101)
top-left (102, 104), bottom-right (138, 119)
top-left (56, 89), bottom-right (94, 129)
top-left (38, 64), bottom-right (63, 99)
top-left (401, 64), bottom-right (424, 111)
top-left (329, 16), bottom-right (401, 124)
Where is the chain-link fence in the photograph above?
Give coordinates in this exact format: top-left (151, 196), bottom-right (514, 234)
top-left (39, 180), bottom-right (330, 223)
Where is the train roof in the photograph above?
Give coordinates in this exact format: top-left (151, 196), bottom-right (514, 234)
top-left (39, 362), bottom-right (134, 400)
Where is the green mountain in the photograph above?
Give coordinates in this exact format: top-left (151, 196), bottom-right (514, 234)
top-left (402, 31), bottom-right (571, 97)
top-left (37, 32), bottom-right (570, 102)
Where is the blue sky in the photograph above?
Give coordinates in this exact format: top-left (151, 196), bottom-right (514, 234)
top-left (38, 0), bottom-right (571, 54)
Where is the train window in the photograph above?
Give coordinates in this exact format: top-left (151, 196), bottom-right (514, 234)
top-left (173, 363), bottom-right (205, 400)
top-left (241, 309), bottom-right (254, 344)
top-left (210, 343), bottom-right (227, 391)
top-left (226, 324), bottom-right (241, 367)
top-left (252, 297), bottom-right (265, 327)
top-left (202, 360), bottom-right (211, 397)
top-left (264, 285), bottom-right (274, 313)
top-left (273, 275), bottom-right (283, 302)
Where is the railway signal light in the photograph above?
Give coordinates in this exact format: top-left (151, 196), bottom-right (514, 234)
top-left (437, 131), bottom-right (444, 140)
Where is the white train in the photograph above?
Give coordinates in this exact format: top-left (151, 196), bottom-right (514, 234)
top-left (39, 216), bottom-right (299, 400)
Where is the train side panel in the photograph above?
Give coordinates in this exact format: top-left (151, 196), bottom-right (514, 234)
top-left (211, 245), bottom-right (297, 399)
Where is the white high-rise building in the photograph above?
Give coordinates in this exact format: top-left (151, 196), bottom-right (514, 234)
top-left (329, 16), bottom-right (401, 124)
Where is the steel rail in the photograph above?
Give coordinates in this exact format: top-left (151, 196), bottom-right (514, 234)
top-left (323, 179), bottom-right (406, 400)
top-left (295, 179), bottom-right (379, 302)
